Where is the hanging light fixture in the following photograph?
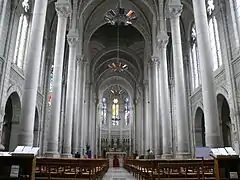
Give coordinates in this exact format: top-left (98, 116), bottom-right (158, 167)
top-left (104, 0), bottom-right (137, 26)
top-left (104, 0), bottom-right (137, 72)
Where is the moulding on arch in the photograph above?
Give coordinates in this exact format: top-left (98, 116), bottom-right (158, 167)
top-left (5, 84), bottom-right (23, 106)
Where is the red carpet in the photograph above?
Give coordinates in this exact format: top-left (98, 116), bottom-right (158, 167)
top-left (113, 155), bottom-right (120, 167)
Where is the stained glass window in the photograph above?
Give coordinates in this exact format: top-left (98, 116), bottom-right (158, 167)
top-left (13, 0), bottom-right (30, 70)
top-left (124, 97), bottom-right (130, 125)
top-left (48, 65), bottom-right (54, 106)
top-left (112, 98), bottom-right (120, 126)
top-left (207, 0), bottom-right (222, 71)
top-left (101, 98), bottom-right (107, 124)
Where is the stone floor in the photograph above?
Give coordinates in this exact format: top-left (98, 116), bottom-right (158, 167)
top-left (102, 167), bottom-right (136, 180)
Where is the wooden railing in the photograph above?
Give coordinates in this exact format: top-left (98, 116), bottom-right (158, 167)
top-left (35, 157), bottom-right (109, 179)
top-left (124, 159), bottom-right (215, 179)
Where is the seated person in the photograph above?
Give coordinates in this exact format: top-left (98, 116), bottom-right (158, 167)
top-left (133, 150), bottom-right (138, 159)
top-left (146, 149), bottom-right (155, 159)
top-left (74, 152), bottom-right (80, 158)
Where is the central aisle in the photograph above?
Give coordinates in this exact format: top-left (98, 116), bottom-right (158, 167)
top-left (103, 168), bottom-right (136, 180)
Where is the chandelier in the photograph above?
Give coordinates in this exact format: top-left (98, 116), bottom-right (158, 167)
top-left (104, 0), bottom-right (137, 26)
top-left (108, 62), bottom-right (128, 72)
top-left (110, 87), bottom-right (123, 95)
top-left (104, 0), bottom-right (137, 72)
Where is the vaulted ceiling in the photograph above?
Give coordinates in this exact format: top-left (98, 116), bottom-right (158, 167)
top-left (45, 0), bottom-right (195, 98)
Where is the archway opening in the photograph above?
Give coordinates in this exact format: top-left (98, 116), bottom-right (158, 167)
top-left (2, 97), bottom-right (13, 151)
top-left (1, 92), bottom-right (21, 151)
top-left (194, 107), bottom-right (206, 147)
top-left (217, 94), bottom-right (231, 146)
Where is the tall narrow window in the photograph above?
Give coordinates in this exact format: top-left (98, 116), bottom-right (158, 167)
top-left (235, 0), bottom-right (240, 21)
top-left (112, 98), bottom-right (120, 126)
top-left (190, 25), bottom-right (201, 90)
top-left (207, 0), bottom-right (222, 71)
top-left (13, 0), bottom-right (30, 70)
top-left (48, 65), bottom-right (54, 106)
top-left (101, 98), bottom-right (107, 125)
top-left (124, 97), bottom-right (130, 125)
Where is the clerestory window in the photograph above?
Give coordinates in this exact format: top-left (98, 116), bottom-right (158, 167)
top-left (207, 0), bottom-right (222, 71)
top-left (190, 25), bottom-right (201, 90)
top-left (13, 0), bottom-right (30, 70)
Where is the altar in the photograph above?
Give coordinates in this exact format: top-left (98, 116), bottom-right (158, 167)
top-left (106, 152), bottom-right (126, 168)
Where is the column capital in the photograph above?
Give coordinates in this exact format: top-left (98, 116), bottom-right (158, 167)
top-left (67, 31), bottom-right (79, 46)
top-left (55, 1), bottom-right (71, 18)
top-left (169, 3), bottom-right (183, 18)
top-left (157, 31), bottom-right (169, 49)
top-left (151, 56), bottom-right (160, 64)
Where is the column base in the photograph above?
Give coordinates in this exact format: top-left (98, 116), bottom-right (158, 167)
top-left (45, 151), bottom-right (60, 158)
top-left (61, 153), bottom-right (73, 158)
top-left (155, 155), bottom-right (162, 159)
top-left (161, 154), bottom-right (173, 159)
top-left (176, 152), bottom-right (191, 159)
top-left (0, 144), bottom-right (5, 151)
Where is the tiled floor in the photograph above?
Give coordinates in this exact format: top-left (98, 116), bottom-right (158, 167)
top-left (102, 167), bottom-right (136, 180)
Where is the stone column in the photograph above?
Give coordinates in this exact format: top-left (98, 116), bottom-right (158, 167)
top-left (169, 2), bottom-right (190, 157)
top-left (108, 107), bottom-right (111, 147)
top-left (192, 0), bottom-right (221, 146)
top-left (89, 91), bottom-right (96, 157)
top-left (135, 99), bottom-right (139, 153)
top-left (135, 97), bottom-right (142, 153)
top-left (62, 30), bottom-right (78, 156)
top-left (120, 106), bottom-right (123, 150)
top-left (151, 57), bottom-right (160, 155)
top-left (46, 1), bottom-right (70, 156)
top-left (84, 83), bottom-right (90, 144)
top-left (147, 61), bottom-right (153, 150)
top-left (132, 105), bottom-right (136, 152)
top-left (80, 60), bottom-right (87, 155)
top-left (73, 56), bottom-right (83, 153)
top-left (143, 82), bottom-right (149, 151)
top-left (157, 32), bottom-right (172, 158)
top-left (18, 0), bottom-right (48, 145)
top-left (129, 106), bottom-right (133, 154)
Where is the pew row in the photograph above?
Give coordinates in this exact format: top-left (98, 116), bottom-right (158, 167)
top-left (124, 159), bottom-right (215, 180)
top-left (36, 157), bottom-right (108, 179)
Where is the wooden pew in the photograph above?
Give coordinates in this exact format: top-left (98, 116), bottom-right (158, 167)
top-left (35, 157), bottom-right (108, 179)
top-left (125, 159), bottom-right (215, 180)
top-left (0, 155), bottom-right (36, 180)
